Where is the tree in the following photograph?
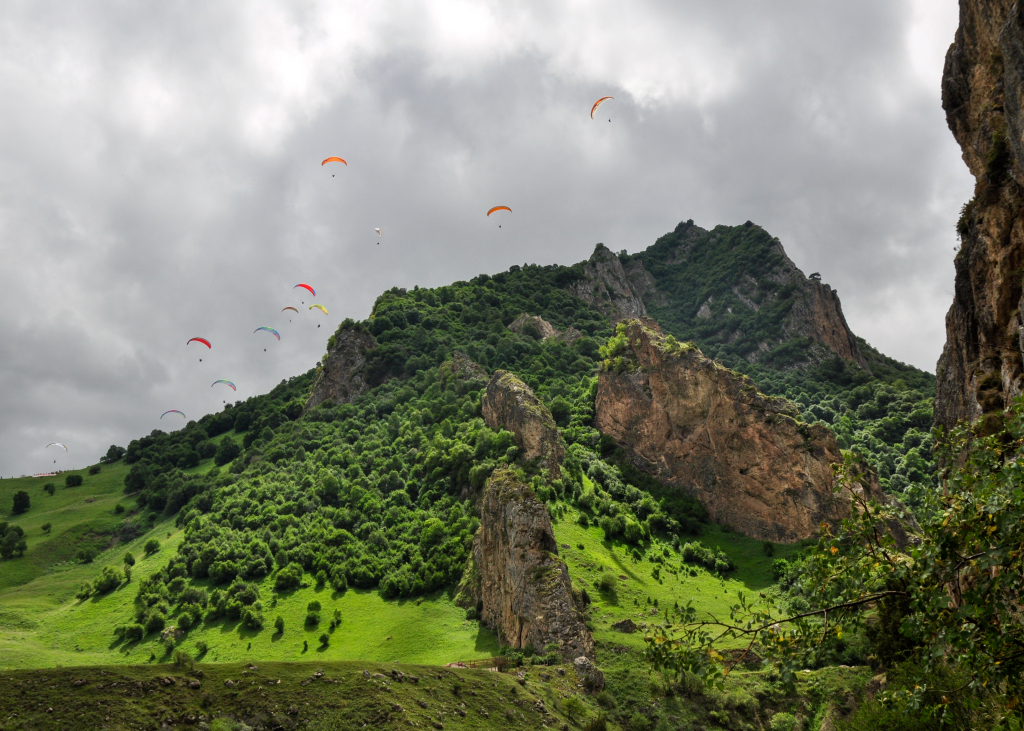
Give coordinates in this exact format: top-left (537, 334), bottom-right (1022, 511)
top-left (0, 525), bottom-right (26, 559)
top-left (274, 615), bottom-right (284, 634)
top-left (43, 482), bottom-right (55, 496)
top-left (645, 399), bottom-right (1024, 719)
top-left (319, 632), bottom-right (330, 647)
top-left (214, 438), bottom-right (241, 467)
top-left (41, 522), bottom-right (51, 533)
top-left (102, 445), bottom-right (126, 463)
top-left (123, 463), bottom-right (149, 494)
top-left (88, 465), bottom-right (101, 475)
top-left (123, 551), bottom-right (135, 566)
top-left (144, 538), bottom-right (160, 556)
top-left (12, 491), bottom-right (29, 515)
top-left (64, 474), bottom-right (83, 488)
top-left (562, 695), bottom-right (586, 722)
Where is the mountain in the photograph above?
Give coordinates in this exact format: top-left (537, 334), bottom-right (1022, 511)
top-left (0, 220), bottom-right (938, 729)
top-left (936, 0), bottom-right (1024, 435)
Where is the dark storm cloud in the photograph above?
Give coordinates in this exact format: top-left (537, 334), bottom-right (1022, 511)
top-left (0, 0), bottom-right (970, 476)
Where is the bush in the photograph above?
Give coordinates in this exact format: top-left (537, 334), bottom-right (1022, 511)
top-left (41, 522), bottom-right (51, 533)
top-left (173, 649), bottom-right (192, 667)
top-left (305, 611), bottom-right (320, 627)
top-left (762, 541), bottom-right (775, 557)
top-left (195, 640), bottom-right (208, 655)
top-left (43, 482), bottom-right (55, 496)
top-left (145, 612), bottom-right (166, 634)
top-left (319, 632), bottom-right (330, 646)
top-left (88, 465), bottom-right (101, 475)
top-left (65, 474), bottom-right (83, 488)
top-left (769, 712), bottom-right (798, 731)
top-left (103, 445), bottom-right (126, 463)
top-left (596, 572), bottom-right (617, 595)
top-left (77, 547), bottom-right (97, 563)
top-left (11, 491), bottom-right (29, 515)
top-left (93, 565), bottom-right (124, 594)
top-left (123, 551), bottom-right (136, 566)
top-left (114, 503), bottom-right (125, 514)
top-left (274, 615), bottom-right (284, 634)
top-left (75, 582), bottom-right (92, 600)
top-left (274, 562), bottom-right (303, 592)
top-left (123, 623), bottom-right (145, 642)
top-left (0, 524), bottom-right (27, 559)
top-left (577, 512), bottom-right (590, 528)
top-left (144, 538), bottom-right (160, 556)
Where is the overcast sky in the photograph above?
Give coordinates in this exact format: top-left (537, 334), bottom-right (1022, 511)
top-left (0, 0), bottom-right (972, 476)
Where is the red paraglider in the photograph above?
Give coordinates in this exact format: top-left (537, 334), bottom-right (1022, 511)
top-left (187, 337), bottom-right (211, 348)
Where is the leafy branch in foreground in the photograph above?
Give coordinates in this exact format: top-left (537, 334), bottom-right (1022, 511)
top-left (646, 398), bottom-right (1024, 721)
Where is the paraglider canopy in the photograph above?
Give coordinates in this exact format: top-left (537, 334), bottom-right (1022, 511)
top-left (590, 96), bottom-right (613, 118)
top-left (160, 410), bottom-right (186, 419)
top-left (309, 304), bottom-right (328, 315)
top-left (294, 283), bottom-right (316, 297)
top-left (321, 157), bottom-right (347, 166)
top-left (211, 380), bottom-right (237, 391)
top-left (46, 442), bottom-right (68, 451)
top-left (187, 337), bottom-right (211, 349)
top-left (375, 228), bottom-right (382, 237)
top-left (487, 206), bottom-right (511, 217)
top-left (254, 327), bottom-right (281, 340)
top-left (282, 306), bottom-right (299, 313)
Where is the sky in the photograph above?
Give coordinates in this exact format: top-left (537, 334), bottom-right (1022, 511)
top-left (0, 0), bottom-right (973, 476)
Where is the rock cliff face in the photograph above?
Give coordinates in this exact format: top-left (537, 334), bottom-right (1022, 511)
top-left (482, 371), bottom-right (564, 478)
top-left (633, 221), bottom-right (868, 369)
top-left (306, 325), bottom-right (377, 410)
top-left (595, 320), bottom-right (856, 542)
top-left (568, 244), bottom-right (648, 322)
top-left (509, 313), bottom-right (582, 344)
top-left (461, 468), bottom-right (597, 665)
top-left (936, 1), bottom-right (1024, 431)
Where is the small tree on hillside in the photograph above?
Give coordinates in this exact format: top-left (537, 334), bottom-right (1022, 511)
top-left (42, 482), bottom-right (55, 496)
top-left (64, 474), bottom-right (82, 488)
top-left (12, 491), bottom-right (29, 515)
top-left (144, 538), bottom-right (160, 556)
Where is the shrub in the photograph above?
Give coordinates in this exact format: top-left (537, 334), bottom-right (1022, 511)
top-left (41, 522), bottom-right (51, 533)
top-left (114, 503), bottom-right (125, 514)
top-left (762, 541), bottom-right (775, 557)
top-left (145, 612), bottom-right (166, 634)
top-left (11, 491), bottom-right (29, 515)
top-left (75, 582), bottom-right (92, 600)
top-left (173, 649), bottom-right (192, 667)
top-left (596, 572), bottom-right (617, 595)
top-left (144, 538), bottom-right (160, 556)
top-left (307, 599), bottom-right (321, 612)
top-left (103, 445), bottom-right (126, 463)
top-left (274, 615), bottom-right (284, 634)
top-left (305, 611), bottom-right (320, 627)
top-left (319, 632), bottom-right (330, 646)
top-left (88, 465), bottom-right (101, 475)
top-left (123, 623), bottom-right (145, 642)
top-left (577, 513), bottom-right (590, 528)
top-left (93, 565), bottom-right (124, 594)
top-left (65, 474), bottom-right (83, 488)
top-left (77, 547), bottom-right (97, 563)
top-left (0, 524), bottom-right (27, 559)
top-left (43, 482), bottom-right (55, 496)
top-left (123, 551), bottom-right (135, 566)
top-left (274, 562), bottom-right (303, 592)
top-left (195, 640), bottom-right (208, 655)
top-left (769, 712), bottom-right (798, 731)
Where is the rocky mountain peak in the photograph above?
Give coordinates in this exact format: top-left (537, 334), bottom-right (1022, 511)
top-left (568, 243), bottom-right (648, 322)
top-left (306, 324), bottom-right (377, 410)
top-left (481, 371), bottom-right (564, 479)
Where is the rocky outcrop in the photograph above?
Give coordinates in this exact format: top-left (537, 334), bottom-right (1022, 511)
top-left (509, 313), bottom-right (582, 344)
top-left (482, 371), bottom-right (564, 478)
top-left (461, 468), bottom-right (596, 665)
top-left (594, 320), bottom-right (871, 542)
top-left (568, 244), bottom-right (648, 322)
top-left (935, 1), bottom-right (1024, 431)
top-left (306, 325), bottom-right (377, 410)
top-left (438, 351), bottom-right (489, 391)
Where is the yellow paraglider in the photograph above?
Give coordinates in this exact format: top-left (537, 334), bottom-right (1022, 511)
top-left (310, 304), bottom-right (328, 315)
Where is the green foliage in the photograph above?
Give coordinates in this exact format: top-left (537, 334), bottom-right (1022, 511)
top-left (274, 615), bottom-right (284, 634)
top-left (41, 522), bottom-right (51, 533)
top-left (88, 465), bottom-right (101, 475)
top-left (42, 482), bottom-right (55, 496)
top-left (65, 475), bottom-right (83, 488)
top-left (123, 551), bottom-right (135, 566)
top-left (92, 565), bottom-right (124, 594)
top-left (12, 490), bottom-right (30, 514)
top-left (143, 538), bottom-right (160, 556)
top-left (769, 712), bottom-right (798, 731)
top-left (103, 445), bottom-right (126, 463)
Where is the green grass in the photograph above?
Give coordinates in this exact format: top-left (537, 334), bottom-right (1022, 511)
top-left (0, 462), bottom-right (132, 592)
top-left (0, 659), bottom-right (592, 730)
top-left (0, 456), bottom-right (499, 670)
top-left (552, 505), bottom-right (799, 652)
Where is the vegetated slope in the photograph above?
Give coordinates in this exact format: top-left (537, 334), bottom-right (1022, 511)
top-left (631, 221), bottom-right (938, 506)
top-left (0, 222), bottom-right (933, 682)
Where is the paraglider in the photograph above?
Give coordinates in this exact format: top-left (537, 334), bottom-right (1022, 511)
top-left (212, 380), bottom-right (237, 391)
top-left (187, 337), bottom-right (211, 348)
top-left (310, 304), bottom-right (328, 316)
top-left (590, 96), bottom-right (613, 119)
top-left (254, 327), bottom-right (281, 340)
top-left (321, 157), bottom-right (347, 166)
top-left (160, 410), bottom-right (186, 419)
top-left (282, 306), bottom-right (298, 313)
top-left (294, 283), bottom-right (315, 297)
top-left (488, 206), bottom-right (510, 228)
top-left (45, 442), bottom-right (67, 452)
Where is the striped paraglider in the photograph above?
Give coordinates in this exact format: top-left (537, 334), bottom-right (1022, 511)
top-left (160, 410), bottom-right (186, 419)
top-left (211, 380), bottom-right (237, 391)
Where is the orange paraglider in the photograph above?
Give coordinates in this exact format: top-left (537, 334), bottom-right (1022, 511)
top-left (321, 157), bottom-right (347, 166)
top-left (590, 96), bottom-right (613, 119)
top-left (487, 206), bottom-right (511, 216)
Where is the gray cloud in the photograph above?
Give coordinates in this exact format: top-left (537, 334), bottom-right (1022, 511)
top-left (0, 0), bottom-right (971, 476)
